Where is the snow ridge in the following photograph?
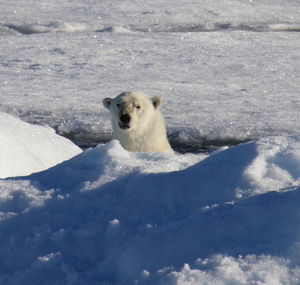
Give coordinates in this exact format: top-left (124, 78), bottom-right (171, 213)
top-left (2, 21), bottom-right (300, 35)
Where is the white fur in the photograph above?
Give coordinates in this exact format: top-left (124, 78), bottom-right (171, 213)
top-left (103, 91), bottom-right (173, 153)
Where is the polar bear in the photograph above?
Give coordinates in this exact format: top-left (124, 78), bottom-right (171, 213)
top-left (103, 91), bottom-right (173, 153)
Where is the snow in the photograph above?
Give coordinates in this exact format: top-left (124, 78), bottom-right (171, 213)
top-left (1, 0), bottom-right (300, 284)
top-left (161, 256), bottom-right (300, 285)
top-left (0, 1), bottom-right (299, 146)
top-left (0, 135), bottom-right (300, 284)
top-left (0, 112), bottom-right (82, 178)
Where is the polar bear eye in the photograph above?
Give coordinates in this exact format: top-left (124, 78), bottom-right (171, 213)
top-left (116, 103), bottom-right (121, 108)
top-left (136, 105), bottom-right (141, 109)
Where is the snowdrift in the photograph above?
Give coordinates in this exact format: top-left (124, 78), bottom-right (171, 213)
top-left (0, 112), bottom-right (82, 178)
top-left (1, 135), bottom-right (300, 284)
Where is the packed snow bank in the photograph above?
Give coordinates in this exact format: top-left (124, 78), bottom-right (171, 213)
top-left (0, 135), bottom-right (300, 284)
top-left (0, 112), bottom-right (82, 178)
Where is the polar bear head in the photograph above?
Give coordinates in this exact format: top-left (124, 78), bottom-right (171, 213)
top-left (103, 91), bottom-right (173, 153)
top-left (103, 91), bottom-right (162, 133)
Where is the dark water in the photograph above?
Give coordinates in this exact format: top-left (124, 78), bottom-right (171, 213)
top-left (62, 132), bottom-right (248, 154)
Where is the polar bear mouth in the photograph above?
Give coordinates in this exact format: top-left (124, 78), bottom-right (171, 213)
top-left (118, 122), bottom-right (131, 130)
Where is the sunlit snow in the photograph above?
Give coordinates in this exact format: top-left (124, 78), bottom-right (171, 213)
top-left (0, 112), bottom-right (81, 178)
top-left (0, 1), bottom-right (300, 284)
top-left (0, 0), bottom-right (299, 146)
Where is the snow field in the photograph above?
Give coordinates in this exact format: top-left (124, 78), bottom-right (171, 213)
top-left (1, 0), bottom-right (299, 32)
top-left (0, 0), bottom-right (299, 144)
top-left (1, 29), bottom-right (299, 145)
top-left (0, 118), bottom-right (300, 284)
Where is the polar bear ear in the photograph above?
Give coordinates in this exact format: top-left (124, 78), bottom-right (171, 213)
top-left (103, 98), bottom-right (113, 109)
top-left (151, 96), bottom-right (162, 109)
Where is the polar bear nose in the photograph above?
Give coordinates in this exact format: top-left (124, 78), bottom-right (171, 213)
top-left (120, 114), bottom-right (131, 124)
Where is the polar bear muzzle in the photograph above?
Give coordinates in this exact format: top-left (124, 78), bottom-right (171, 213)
top-left (119, 114), bottom-right (131, 129)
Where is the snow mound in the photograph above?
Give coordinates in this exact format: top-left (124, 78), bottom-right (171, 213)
top-left (156, 255), bottom-right (300, 285)
top-left (0, 135), bottom-right (300, 284)
top-left (5, 22), bottom-right (134, 35)
top-left (268, 23), bottom-right (300, 32)
top-left (98, 25), bottom-right (134, 34)
top-left (5, 22), bottom-right (99, 34)
top-left (0, 112), bottom-right (82, 178)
